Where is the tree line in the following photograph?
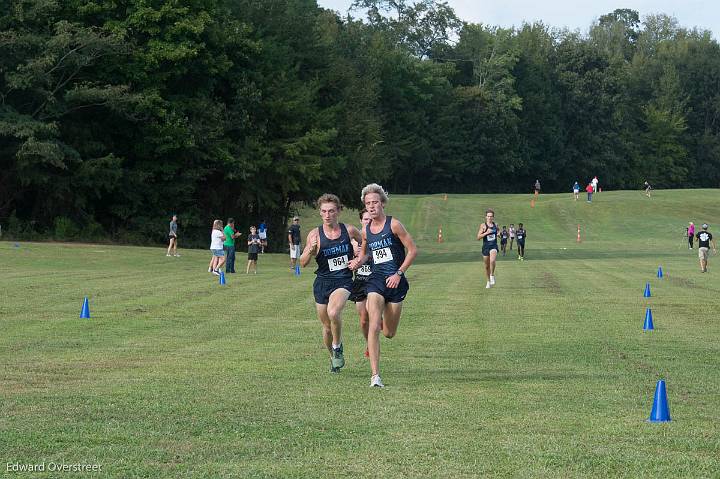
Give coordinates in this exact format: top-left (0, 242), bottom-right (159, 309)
top-left (1, 1), bottom-right (719, 248)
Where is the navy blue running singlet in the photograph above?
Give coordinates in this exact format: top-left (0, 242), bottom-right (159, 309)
top-left (315, 223), bottom-right (353, 279)
top-left (365, 216), bottom-right (406, 277)
top-left (483, 223), bottom-right (498, 248)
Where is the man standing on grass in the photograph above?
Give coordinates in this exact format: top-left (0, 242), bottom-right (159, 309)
top-left (477, 209), bottom-right (499, 289)
top-left (696, 224), bottom-right (717, 273)
top-left (586, 183), bottom-right (594, 202)
top-left (288, 216), bottom-right (301, 270)
top-left (223, 218), bottom-right (242, 273)
top-left (349, 183), bottom-right (418, 388)
top-left (300, 194), bottom-right (363, 374)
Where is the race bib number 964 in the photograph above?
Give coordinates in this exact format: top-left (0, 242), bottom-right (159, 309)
top-left (329, 255), bottom-right (349, 271)
top-left (372, 247), bottom-right (394, 264)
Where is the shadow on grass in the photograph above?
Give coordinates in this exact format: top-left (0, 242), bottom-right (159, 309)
top-left (415, 248), bottom-right (670, 265)
top-left (398, 368), bottom-right (600, 382)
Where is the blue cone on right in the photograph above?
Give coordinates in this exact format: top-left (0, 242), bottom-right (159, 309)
top-left (643, 308), bottom-right (654, 331)
top-left (80, 297), bottom-right (91, 319)
top-left (649, 380), bottom-right (671, 422)
top-left (657, 266), bottom-right (663, 278)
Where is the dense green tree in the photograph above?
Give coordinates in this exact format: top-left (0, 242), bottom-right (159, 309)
top-left (2, 1), bottom-right (720, 245)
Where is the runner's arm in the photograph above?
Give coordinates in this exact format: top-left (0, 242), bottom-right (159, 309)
top-left (391, 218), bottom-right (417, 274)
top-left (347, 225), bottom-right (363, 258)
top-left (476, 224), bottom-right (488, 240)
top-left (299, 229), bottom-right (319, 267)
top-left (348, 228), bottom-right (368, 270)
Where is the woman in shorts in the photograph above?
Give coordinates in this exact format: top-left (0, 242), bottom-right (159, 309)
top-left (209, 219), bottom-right (226, 275)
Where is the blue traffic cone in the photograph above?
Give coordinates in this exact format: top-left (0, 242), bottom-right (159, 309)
top-left (219, 271), bottom-right (226, 285)
top-left (657, 266), bottom-right (663, 278)
top-left (295, 265), bottom-right (301, 276)
top-left (649, 380), bottom-right (671, 422)
top-left (643, 282), bottom-right (651, 297)
top-left (80, 297), bottom-right (91, 318)
top-left (643, 308), bottom-right (654, 330)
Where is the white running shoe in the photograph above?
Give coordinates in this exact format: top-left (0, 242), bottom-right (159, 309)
top-left (212, 270), bottom-right (220, 276)
top-left (490, 275), bottom-right (496, 285)
top-left (208, 267), bottom-right (212, 273)
top-left (486, 281), bottom-right (491, 289)
top-left (166, 254), bottom-right (172, 257)
top-left (174, 254), bottom-right (181, 257)
top-left (370, 375), bottom-right (384, 388)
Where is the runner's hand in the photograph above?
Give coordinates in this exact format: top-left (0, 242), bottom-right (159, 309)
top-left (308, 237), bottom-right (319, 256)
top-left (385, 273), bottom-right (400, 289)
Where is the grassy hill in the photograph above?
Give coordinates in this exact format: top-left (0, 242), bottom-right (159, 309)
top-left (1, 190), bottom-right (719, 477)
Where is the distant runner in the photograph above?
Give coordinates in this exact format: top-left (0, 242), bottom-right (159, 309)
top-left (477, 209), bottom-right (499, 289)
top-left (500, 226), bottom-right (509, 256)
top-left (516, 223), bottom-right (527, 260)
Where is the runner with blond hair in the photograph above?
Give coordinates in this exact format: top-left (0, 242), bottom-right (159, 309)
top-left (349, 183), bottom-right (418, 388)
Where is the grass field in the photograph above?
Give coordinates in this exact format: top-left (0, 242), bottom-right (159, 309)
top-left (2, 190), bottom-right (719, 478)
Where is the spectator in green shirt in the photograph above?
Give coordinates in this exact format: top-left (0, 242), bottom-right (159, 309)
top-left (223, 218), bottom-right (242, 273)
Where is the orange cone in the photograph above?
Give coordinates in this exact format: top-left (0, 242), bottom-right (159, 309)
top-left (437, 227), bottom-right (444, 243)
